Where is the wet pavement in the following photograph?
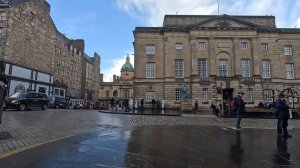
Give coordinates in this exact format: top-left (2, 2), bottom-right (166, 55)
top-left (1, 125), bottom-right (300, 168)
top-left (99, 109), bottom-right (182, 116)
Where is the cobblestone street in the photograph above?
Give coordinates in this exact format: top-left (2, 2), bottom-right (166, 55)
top-left (1, 109), bottom-right (300, 158)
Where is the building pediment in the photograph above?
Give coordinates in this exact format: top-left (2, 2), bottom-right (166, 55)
top-left (188, 15), bottom-right (260, 29)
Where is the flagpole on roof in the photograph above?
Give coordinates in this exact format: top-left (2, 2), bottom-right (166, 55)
top-left (217, 0), bottom-right (220, 15)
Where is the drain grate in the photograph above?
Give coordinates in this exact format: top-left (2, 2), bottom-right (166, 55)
top-left (0, 131), bottom-right (13, 140)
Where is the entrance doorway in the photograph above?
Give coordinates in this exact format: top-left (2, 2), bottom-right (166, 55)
top-left (222, 88), bottom-right (234, 115)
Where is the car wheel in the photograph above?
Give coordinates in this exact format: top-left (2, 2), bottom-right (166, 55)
top-left (18, 103), bottom-right (26, 111)
top-left (42, 104), bottom-right (47, 110)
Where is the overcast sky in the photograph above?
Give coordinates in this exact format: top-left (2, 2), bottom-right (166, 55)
top-left (48, 0), bottom-right (300, 82)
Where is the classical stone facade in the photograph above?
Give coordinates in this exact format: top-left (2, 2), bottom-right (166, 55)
top-left (99, 55), bottom-right (134, 108)
top-left (134, 14), bottom-right (300, 109)
top-left (53, 32), bottom-right (83, 98)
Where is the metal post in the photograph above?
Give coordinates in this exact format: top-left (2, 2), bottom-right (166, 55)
top-left (221, 82), bottom-right (224, 117)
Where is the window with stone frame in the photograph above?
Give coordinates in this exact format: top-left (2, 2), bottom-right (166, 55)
top-left (198, 59), bottom-right (207, 77)
top-left (145, 92), bottom-right (155, 101)
top-left (0, 27), bottom-right (4, 38)
top-left (261, 43), bottom-right (268, 51)
top-left (203, 88), bottom-right (208, 102)
top-left (241, 59), bottom-right (250, 77)
top-left (262, 60), bottom-right (271, 78)
top-left (199, 42), bottom-right (206, 49)
top-left (247, 88), bottom-right (253, 102)
top-left (286, 63), bottom-right (295, 79)
top-left (175, 43), bottom-right (183, 50)
top-left (240, 42), bottom-right (248, 49)
top-left (219, 59), bottom-right (228, 77)
top-left (146, 63), bottom-right (155, 78)
top-left (0, 12), bottom-right (6, 21)
top-left (264, 89), bottom-right (274, 102)
top-left (284, 45), bottom-right (293, 56)
top-left (124, 91), bottom-right (130, 98)
top-left (175, 59), bottom-right (184, 78)
top-left (146, 44), bottom-right (155, 55)
top-left (175, 89), bottom-right (181, 101)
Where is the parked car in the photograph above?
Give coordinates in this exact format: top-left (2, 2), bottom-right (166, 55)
top-left (48, 96), bottom-right (69, 109)
top-left (4, 91), bottom-right (49, 111)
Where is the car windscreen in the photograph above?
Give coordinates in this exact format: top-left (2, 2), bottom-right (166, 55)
top-left (9, 92), bottom-right (29, 98)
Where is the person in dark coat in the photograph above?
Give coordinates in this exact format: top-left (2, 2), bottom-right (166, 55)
top-left (275, 94), bottom-right (292, 138)
top-left (124, 99), bottom-right (129, 112)
top-left (151, 99), bottom-right (156, 110)
top-left (234, 92), bottom-right (246, 129)
top-left (140, 99), bottom-right (144, 111)
top-left (110, 97), bottom-right (115, 112)
top-left (0, 62), bottom-right (7, 124)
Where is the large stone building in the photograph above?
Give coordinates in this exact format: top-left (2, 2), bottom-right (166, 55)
top-left (53, 32), bottom-right (83, 99)
top-left (99, 54), bottom-right (134, 108)
top-left (133, 14), bottom-right (300, 109)
top-left (0, 0), bottom-right (56, 95)
top-left (83, 52), bottom-right (100, 104)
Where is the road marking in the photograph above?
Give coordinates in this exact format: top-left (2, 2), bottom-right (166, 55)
top-left (0, 136), bottom-right (72, 159)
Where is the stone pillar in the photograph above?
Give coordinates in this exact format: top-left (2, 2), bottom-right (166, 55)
top-left (233, 38), bottom-right (240, 76)
top-left (209, 37), bottom-right (216, 76)
top-left (251, 38), bottom-right (260, 76)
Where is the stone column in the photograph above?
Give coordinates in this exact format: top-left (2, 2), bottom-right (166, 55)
top-left (251, 38), bottom-right (260, 76)
top-left (209, 37), bottom-right (216, 76)
top-left (233, 38), bottom-right (240, 76)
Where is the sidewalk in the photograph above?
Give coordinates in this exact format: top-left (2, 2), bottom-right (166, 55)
top-left (1, 125), bottom-right (300, 168)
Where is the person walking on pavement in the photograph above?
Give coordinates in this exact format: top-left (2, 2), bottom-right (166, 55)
top-left (0, 62), bottom-right (7, 124)
top-left (140, 99), bottom-right (144, 111)
top-left (194, 99), bottom-right (199, 114)
top-left (275, 94), bottom-right (292, 138)
top-left (234, 92), bottom-right (246, 129)
top-left (110, 97), bottom-right (115, 112)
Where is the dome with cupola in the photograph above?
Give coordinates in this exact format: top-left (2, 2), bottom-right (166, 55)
top-left (121, 54), bottom-right (133, 72)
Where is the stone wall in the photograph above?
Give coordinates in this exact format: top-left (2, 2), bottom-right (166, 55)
top-left (4, 0), bottom-right (56, 74)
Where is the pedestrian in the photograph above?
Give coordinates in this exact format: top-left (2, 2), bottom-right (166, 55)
top-left (156, 99), bottom-right (160, 110)
top-left (194, 99), bottom-right (199, 114)
top-left (110, 97), bottom-right (115, 112)
top-left (233, 91), bottom-right (246, 129)
top-left (275, 94), bottom-right (292, 138)
top-left (210, 100), bottom-right (216, 114)
top-left (140, 99), bottom-right (144, 111)
top-left (0, 62), bottom-right (7, 124)
top-left (124, 98), bottom-right (129, 112)
top-left (151, 99), bottom-right (156, 110)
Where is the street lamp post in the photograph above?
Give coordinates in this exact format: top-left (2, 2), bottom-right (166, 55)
top-left (220, 82), bottom-right (224, 117)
